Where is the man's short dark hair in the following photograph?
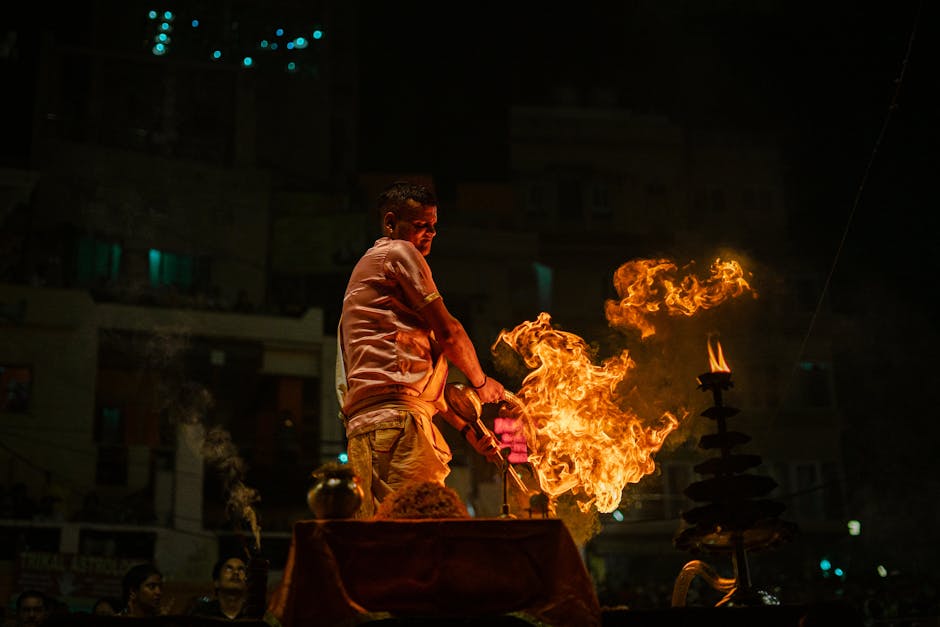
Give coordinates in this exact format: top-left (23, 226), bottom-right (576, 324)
top-left (16, 590), bottom-right (46, 611)
top-left (121, 563), bottom-right (162, 604)
top-left (376, 181), bottom-right (437, 224)
top-left (92, 596), bottom-right (123, 614)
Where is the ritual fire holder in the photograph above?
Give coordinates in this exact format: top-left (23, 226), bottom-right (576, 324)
top-left (671, 348), bottom-right (797, 607)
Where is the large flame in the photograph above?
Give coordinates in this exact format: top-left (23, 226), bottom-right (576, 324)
top-left (493, 257), bottom-right (754, 514)
top-left (495, 312), bottom-right (681, 513)
top-left (605, 258), bottom-right (755, 338)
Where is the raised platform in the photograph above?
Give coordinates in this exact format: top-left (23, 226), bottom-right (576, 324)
top-left (267, 518), bottom-right (602, 626)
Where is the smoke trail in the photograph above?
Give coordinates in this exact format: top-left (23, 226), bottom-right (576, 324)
top-left (201, 426), bottom-right (262, 550)
top-left (136, 325), bottom-right (263, 547)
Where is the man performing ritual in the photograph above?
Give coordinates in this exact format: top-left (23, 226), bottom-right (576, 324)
top-left (337, 180), bottom-right (505, 518)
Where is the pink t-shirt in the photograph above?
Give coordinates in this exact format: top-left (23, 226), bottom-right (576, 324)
top-left (339, 238), bottom-right (443, 429)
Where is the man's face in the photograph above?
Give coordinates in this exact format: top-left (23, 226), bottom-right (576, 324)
top-left (132, 574), bottom-right (163, 615)
top-left (388, 204), bottom-right (437, 256)
top-left (216, 558), bottom-right (248, 593)
top-left (17, 596), bottom-right (46, 626)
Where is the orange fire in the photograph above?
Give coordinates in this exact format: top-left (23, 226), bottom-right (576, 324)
top-left (495, 312), bottom-right (681, 513)
top-left (708, 338), bottom-right (731, 373)
top-left (493, 257), bottom-right (754, 514)
top-left (604, 258), bottom-right (755, 338)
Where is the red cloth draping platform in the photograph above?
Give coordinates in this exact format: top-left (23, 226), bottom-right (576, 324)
top-left (267, 518), bottom-right (602, 627)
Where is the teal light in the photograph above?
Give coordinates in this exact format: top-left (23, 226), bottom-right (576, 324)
top-left (148, 10), bottom-right (158, 19)
top-left (110, 244), bottom-right (121, 279)
top-left (275, 28), bottom-right (284, 37)
top-left (834, 568), bottom-right (844, 577)
top-left (148, 249), bottom-right (162, 285)
top-left (294, 36), bottom-right (307, 49)
top-left (270, 43), bottom-right (278, 51)
top-left (533, 262), bottom-right (553, 311)
top-left (312, 29), bottom-right (323, 39)
top-left (156, 33), bottom-right (168, 42)
top-left (260, 39), bottom-right (269, 48)
top-left (152, 43), bottom-right (166, 56)
top-left (191, 19), bottom-right (199, 28)
top-left (819, 559), bottom-right (832, 571)
top-left (242, 56), bottom-right (253, 67)
top-left (160, 22), bottom-right (171, 31)
top-left (286, 42), bottom-right (295, 50)
top-left (337, 452), bottom-right (349, 463)
top-left (163, 10), bottom-right (173, 20)
top-left (611, 510), bottom-right (625, 522)
top-left (286, 61), bottom-right (296, 71)
top-left (212, 50), bottom-right (222, 59)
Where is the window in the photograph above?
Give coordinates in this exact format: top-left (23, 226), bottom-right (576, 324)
top-left (533, 262), bottom-right (553, 312)
top-left (0, 365), bottom-right (32, 413)
top-left (75, 236), bottom-right (121, 286)
top-left (149, 248), bottom-right (192, 288)
top-left (148, 249), bottom-right (209, 290)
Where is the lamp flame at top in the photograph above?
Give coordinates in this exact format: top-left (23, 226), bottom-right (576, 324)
top-left (708, 339), bottom-right (731, 373)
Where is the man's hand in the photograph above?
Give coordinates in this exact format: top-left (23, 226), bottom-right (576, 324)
top-left (463, 424), bottom-right (505, 465)
top-left (474, 376), bottom-right (505, 404)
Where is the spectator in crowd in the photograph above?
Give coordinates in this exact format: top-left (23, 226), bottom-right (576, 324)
top-left (14, 590), bottom-right (47, 627)
top-left (188, 555), bottom-right (250, 620)
top-left (189, 555), bottom-right (267, 620)
top-left (120, 563), bottom-right (163, 617)
top-left (91, 596), bottom-right (122, 616)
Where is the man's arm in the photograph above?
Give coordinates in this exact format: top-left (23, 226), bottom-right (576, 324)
top-left (419, 297), bottom-right (505, 404)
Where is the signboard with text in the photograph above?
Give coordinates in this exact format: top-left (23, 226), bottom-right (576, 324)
top-left (14, 552), bottom-right (142, 602)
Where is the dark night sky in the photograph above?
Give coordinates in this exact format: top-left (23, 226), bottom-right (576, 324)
top-left (354, 0), bottom-right (939, 364)
top-left (356, 2), bottom-right (937, 280)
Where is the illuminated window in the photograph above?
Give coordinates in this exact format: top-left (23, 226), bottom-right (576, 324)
top-left (75, 237), bottom-right (121, 286)
top-left (533, 262), bottom-right (553, 312)
top-left (148, 248), bottom-right (197, 289)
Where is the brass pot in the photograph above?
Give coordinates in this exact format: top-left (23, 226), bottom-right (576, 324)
top-left (307, 464), bottom-right (364, 519)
